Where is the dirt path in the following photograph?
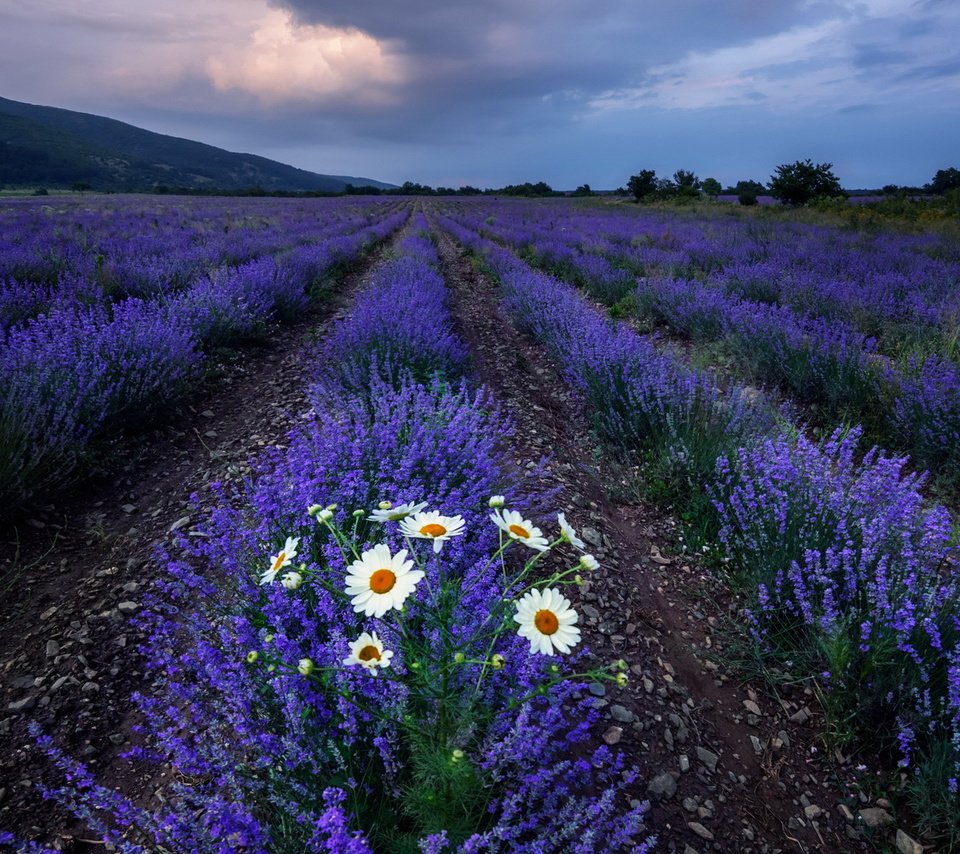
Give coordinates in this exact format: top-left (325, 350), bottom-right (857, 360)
top-left (0, 237), bottom-right (402, 847)
top-left (434, 229), bottom-right (873, 853)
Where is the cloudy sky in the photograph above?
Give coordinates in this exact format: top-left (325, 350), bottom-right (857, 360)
top-left (1, 0), bottom-right (958, 188)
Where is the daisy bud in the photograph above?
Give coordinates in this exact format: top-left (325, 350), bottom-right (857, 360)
top-left (352, 509), bottom-right (365, 517)
top-left (488, 495), bottom-right (506, 508)
top-left (410, 661), bottom-right (421, 671)
top-left (281, 571), bottom-right (303, 591)
top-left (267, 664), bottom-right (276, 672)
top-left (316, 509), bottom-right (334, 522)
top-left (615, 673), bottom-right (629, 688)
top-left (549, 664), bottom-right (560, 674)
top-left (574, 574), bottom-right (585, 586)
top-left (297, 658), bottom-right (314, 676)
top-left (264, 634), bottom-right (275, 643)
top-left (245, 651), bottom-right (259, 664)
top-left (451, 749), bottom-right (465, 763)
top-left (378, 500), bottom-right (393, 510)
top-left (453, 652), bottom-right (466, 664)
top-left (491, 653), bottom-right (506, 671)
top-left (307, 504), bottom-right (323, 518)
top-left (615, 659), bottom-right (628, 671)
top-left (579, 554), bottom-right (600, 572)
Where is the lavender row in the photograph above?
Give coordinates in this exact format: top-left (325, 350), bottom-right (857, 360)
top-left (0, 203), bottom-right (408, 513)
top-left (22, 222), bottom-right (652, 851)
top-left (441, 198), bottom-right (960, 355)
top-left (0, 196), bottom-right (408, 329)
top-left (441, 216), bottom-right (960, 844)
top-left (440, 201), bottom-right (960, 491)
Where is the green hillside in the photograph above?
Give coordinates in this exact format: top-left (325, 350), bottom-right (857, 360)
top-left (0, 95), bottom-right (393, 193)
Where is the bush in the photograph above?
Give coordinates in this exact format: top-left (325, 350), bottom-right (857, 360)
top-left (769, 160), bottom-right (843, 206)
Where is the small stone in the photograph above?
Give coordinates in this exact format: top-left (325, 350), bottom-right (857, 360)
top-left (750, 735), bottom-right (763, 755)
top-left (45, 640), bottom-right (60, 658)
top-left (696, 746), bottom-right (719, 772)
top-left (603, 726), bottom-right (623, 745)
top-left (687, 822), bottom-right (714, 841)
top-left (647, 772), bottom-right (677, 801)
top-left (777, 729), bottom-right (791, 748)
top-left (743, 699), bottom-right (762, 716)
top-left (838, 804), bottom-right (855, 821)
top-left (790, 707), bottom-right (811, 725)
top-left (40, 606), bottom-right (58, 620)
top-left (588, 682), bottom-right (606, 697)
top-left (609, 704), bottom-right (634, 723)
top-left (121, 504), bottom-right (137, 514)
top-left (895, 829), bottom-right (923, 854)
top-left (108, 733), bottom-right (126, 745)
top-left (679, 754), bottom-right (690, 772)
top-left (804, 805), bottom-right (824, 819)
top-left (117, 601), bottom-right (139, 614)
top-left (858, 808), bottom-right (894, 828)
top-left (170, 516), bottom-right (191, 532)
top-left (683, 797), bottom-right (698, 813)
top-left (683, 847), bottom-right (699, 854)
top-left (81, 681), bottom-right (100, 693)
top-left (7, 696), bottom-right (36, 713)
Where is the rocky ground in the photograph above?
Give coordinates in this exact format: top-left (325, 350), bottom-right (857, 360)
top-left (0, 221), bottom-right (925, 852)
top-left (0, 249), bottom-right (388, 849)
top-left (433, 229), bottom-right (919, 854)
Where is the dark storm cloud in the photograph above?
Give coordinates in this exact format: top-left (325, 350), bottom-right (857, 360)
top-left (0, 0), bottom-right (958, 187)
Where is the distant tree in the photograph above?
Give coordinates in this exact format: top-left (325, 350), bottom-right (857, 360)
top-left (727, 179), bottom-right (766, 195)
top-left (738, 190), bottom-right (759, 206)
top-left (627, 170), bottom-right (657, 200)
top-left (769, 159), bottom-right (842, 205)
top-left (672, 169), bottom-right (701, 196)
top-left (457, 185), bottom-right (483, 195)
top-left (928, 167), bottom-right (960, 195)
top-left (32, 187), bottom-right (48, 196)
top-left (701, 177), bottom-right (722, 197)
top-left (497, 181), bottom-right (555, 197)
top-left (573, 184), bottom-right (593, 196)
top-left (614, 186), bottom-right (628, 196)
top-left (71, 181), bottom-right (92, 193)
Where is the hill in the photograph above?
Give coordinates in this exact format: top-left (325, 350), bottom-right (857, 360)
top-left (0, 95), bottom-right (394, 193)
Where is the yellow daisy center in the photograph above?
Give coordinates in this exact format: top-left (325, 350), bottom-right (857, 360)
top-left (534, 609), bottom-right (559, 635)
top-left (508, 523), bottom-right (531, 539)
top-left (420, 523), bottom-right (447, 538)
top-left (358, 645), bottom-right (381, 662)
top-left (271, 551), bottom-right (286, 571)
top-left (369, 569), bottom-right (397, 594)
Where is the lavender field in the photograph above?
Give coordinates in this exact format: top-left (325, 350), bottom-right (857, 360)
top-left (2, 194), bottom-right (959, 852)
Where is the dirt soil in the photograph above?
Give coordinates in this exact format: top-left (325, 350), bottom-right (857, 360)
top-left (0, 218), bottom-right (907, 853)
top-left (432, 228), bottom-right (886, 854)
top-left (0, 245), bottom-right (393, 849)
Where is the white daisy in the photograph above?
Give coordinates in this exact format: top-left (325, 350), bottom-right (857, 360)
top-left (344, 544), bottom-right (424, 617)
top-left (488, 495), bottom-right (506, 508)
top-left (367, 500), bottom-right (429, 524)
top-left (342, 631), bottom-right (394, 673)
top-left (259, 536), bottom-right (300, 585)
top-left (297, 658), bottom-right (314, 675)
top-left (490, 509), bottom-right (550, 552)
top-left (513, 587), bottom-right (581, 656)
top-left (557, 513), bottom-right (586, 551)
top-left (579, 554), bottom-right (600, 572)
top-left (399, 511), bottom-right (466, 553)
top-left (280, 571), bottom-right (303, 590)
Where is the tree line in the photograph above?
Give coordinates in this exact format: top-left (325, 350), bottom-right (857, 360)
top-left (626, 162), bottom-right (960, 206)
